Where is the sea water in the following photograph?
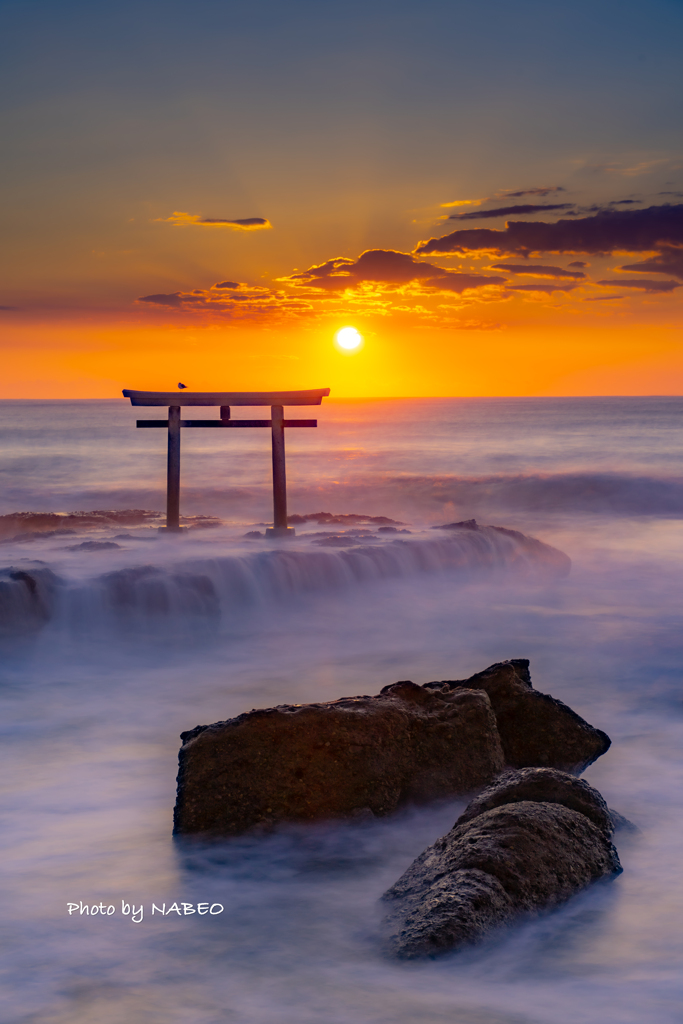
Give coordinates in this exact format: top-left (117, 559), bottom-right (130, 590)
top-left (1, 397), bottom-right (682, 1024)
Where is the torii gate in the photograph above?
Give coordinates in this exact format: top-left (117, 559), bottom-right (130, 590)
top-left (122, 388), bottom-right (330, 536)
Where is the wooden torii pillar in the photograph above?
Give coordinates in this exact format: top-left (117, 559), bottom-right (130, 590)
top-left (122, 389), bottom-right (330, 536)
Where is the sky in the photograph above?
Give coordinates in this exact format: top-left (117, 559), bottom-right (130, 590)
top-left (1, 0), bottom-right (683, 397)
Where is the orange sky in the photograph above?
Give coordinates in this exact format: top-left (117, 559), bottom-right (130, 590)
top-left (2, 1), bottom-right (682, 397)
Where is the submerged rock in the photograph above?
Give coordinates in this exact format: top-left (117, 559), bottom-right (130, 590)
top-left (424, 659), bottom-right (610, 774)
top-left (174, 681), bottom-right (505, 837)
top-left (382, 768), bottom-right (622, 959)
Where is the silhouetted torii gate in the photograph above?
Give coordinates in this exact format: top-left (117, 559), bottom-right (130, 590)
top-left (122, 389), bottom-right (330, 536)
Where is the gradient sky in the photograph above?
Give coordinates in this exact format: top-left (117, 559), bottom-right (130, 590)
top-left (2, 0), bottom-right (683, 396)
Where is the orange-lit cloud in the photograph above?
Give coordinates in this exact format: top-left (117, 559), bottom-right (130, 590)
top-left (137, 281), bottom-right (311, 320)
top-left (134, 249), bottom-right (509, 325)
top-left (156, 212), bottom-right (272, 230)
top-left (618, 244), bottom-right (683, 279)
top-left (491, 264), bottom-right (586, 279)
top-left (285, 249), bottom-right (506, 294)
top-left (440, 199), bottom-right (486, 208)
top-left (507, 283), bottom-right (579, 294)
top-left (596, 279), bottom-right (680, 292)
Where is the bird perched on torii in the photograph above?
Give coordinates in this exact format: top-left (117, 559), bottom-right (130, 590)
top-left (177, 383), bottom-right (188, 389)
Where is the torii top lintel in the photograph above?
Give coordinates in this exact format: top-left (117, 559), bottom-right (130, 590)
top-left (122, 388), bottom-right (330, 406)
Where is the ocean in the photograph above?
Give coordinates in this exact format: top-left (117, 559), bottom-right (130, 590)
top-left (1, 396), bottom-right (682, 1024)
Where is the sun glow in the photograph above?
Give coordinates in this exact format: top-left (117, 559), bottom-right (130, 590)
top-left (335, 327), bottom-right (363, 351)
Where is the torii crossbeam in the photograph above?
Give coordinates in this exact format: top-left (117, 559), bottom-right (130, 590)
top-left (122, 389), bottom-right (330, 536)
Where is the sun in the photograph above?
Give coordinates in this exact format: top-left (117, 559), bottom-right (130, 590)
top-left (335, 326), bottom-right (363, 351)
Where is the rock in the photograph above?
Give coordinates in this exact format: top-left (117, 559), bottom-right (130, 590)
top-left (174, 681), bottom-right (505, 837)
top-left (424, 659), bottom-right (610, 774)
top-left (0, 564), bottom-right (60, 636)
top-left (382, 796), bottom-right (622, 959)
top-left (0, 509), bottom-right (160, 540)
top-left (455, 767), bottom-right (615, 837)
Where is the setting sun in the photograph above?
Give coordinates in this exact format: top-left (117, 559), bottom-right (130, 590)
top-left (335, 327), bottom-right (363, 351)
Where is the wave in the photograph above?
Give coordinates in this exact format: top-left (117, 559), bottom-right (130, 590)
top-left (2, 471), bottom-right (681, 524)
top-left (0, 525), bottom-right (569, 641)
top-left (383, 472), bottom-right (683, 516)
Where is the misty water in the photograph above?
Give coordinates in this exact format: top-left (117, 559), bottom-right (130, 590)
top-left (1, 397), bottom-right (682, 1024)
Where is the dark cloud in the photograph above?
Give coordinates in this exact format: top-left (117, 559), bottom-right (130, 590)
top-left (610, 199), bottom-right (640, 205)
top-left (213, 281), bottom-right (240, 289)
top-left (450, 203), bottom-right (573, 221)
top-left (508, 284), bottom-right (578, 293)
top-left (287, 249), bottom-right (506, 293)
top-left (0, 305), bottom-right (19, 311)
top-left (597, 279), bottom-right (680, 292)
top-left (584, 296), bottom-right (624, 301)
top-left (496, 186), bottom-right (565, 198)
top-left (160, 212), bottom-right (271, 230)
top-left (417, 204), bottom-right (683, 260)
top-left (138, 292), bottom-right (185, 307)
top-left (617, 244), bottom-right (683, 281)
top-left (568, 261), bottom-right (588, 268)
top-left (199, 217), bottom-right (268, 227)
top-left (491, 263), bottom-right (585, 279)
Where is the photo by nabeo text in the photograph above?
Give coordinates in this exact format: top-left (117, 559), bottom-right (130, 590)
top-left (67, 901), bottom-right (224, 922)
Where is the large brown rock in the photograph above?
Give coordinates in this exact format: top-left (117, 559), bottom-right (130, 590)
top-left (174, 681), bottom-right (504, 837)
top-left (424, 659), bottom-right (610, 774)
top-left (382, 783), bottom-right (622, 958)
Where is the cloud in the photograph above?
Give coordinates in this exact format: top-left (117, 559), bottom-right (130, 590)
top-left (610, 199), bottom-right (641, 205)
top-left (617, 244), bottom-right (683, 281)
top-left (450, 203), bottom-right (573, 221)
top-left (416, 204), bottom-right (683, 261)
top-left (584, 296), bottom-right (624, 301)
top-left (134, 250), bottom-right (509, 326)
top-left (156, 212), bottom-right (272, 230)
top-left (286, 249), bottom-right (506, 294)
top-left (507, 284), bottom-right (578, 293)
top-left (597, 279), bottom-right (680, 292)
top-left (568, 261), bottom-right (588, 268)
top-left (496, 186), bottom-right (565, 198)
top-left (455, 320), bottom-right (504, 330)
top-left (137, 292), bottom-right (185, 307)
top-left (440, 199), bottom-right (485, 208)
top-left (137, 282), bottom-right (311, 320)
top-left (491, 263), bottom-right (585, 279)
top-left (602, 159), bottom-right (669, 177)
top-left (200, 217), bottom-right (270, 228)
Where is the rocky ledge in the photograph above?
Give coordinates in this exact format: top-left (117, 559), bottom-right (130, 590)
top-left (381, 767), bottom-right (623, 959)
top-left (173, 659), bottom-right (610, 837)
